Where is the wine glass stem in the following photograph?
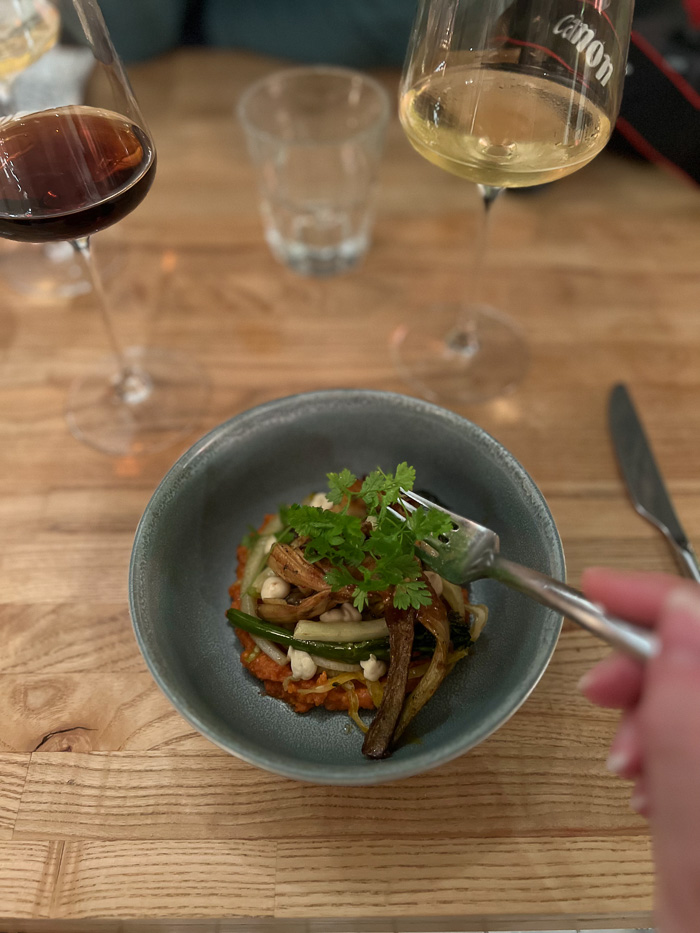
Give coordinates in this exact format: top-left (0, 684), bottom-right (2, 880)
top-left (0, 79), bottom-right (15, 115)
top-left (471, 185), bottom-right (502, 304)
top-left (72, 237), bottom-right (152, 404)
top-left (449, 185), bottom-right (503, 356)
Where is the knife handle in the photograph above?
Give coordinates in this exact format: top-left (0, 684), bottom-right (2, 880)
top-left (492, 558), bottom-right (659, 661)
top-left (669, 539), bottom-right (700, 584)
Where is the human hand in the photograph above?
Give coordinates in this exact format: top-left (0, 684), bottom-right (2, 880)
top-left (579, 568), bottom-right (700, 933)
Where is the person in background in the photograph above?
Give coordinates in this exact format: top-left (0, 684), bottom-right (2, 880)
top-left (90, 0), bottom-right (412, 68)
top-left (580, 569), bottom-right (700, 933)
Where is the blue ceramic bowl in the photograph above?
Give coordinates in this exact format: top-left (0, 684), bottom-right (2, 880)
top-left (129, 390), bottom-right (564, 784)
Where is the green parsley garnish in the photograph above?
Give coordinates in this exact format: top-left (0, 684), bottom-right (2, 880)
top-left (284, 463), bottom-right (452, 612)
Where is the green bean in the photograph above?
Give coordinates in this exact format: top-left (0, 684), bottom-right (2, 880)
top-left (226, 608), bottom-right (390, 663)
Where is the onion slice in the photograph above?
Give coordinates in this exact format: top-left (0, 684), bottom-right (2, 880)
top-left (311, 657), bottom-right (362, 673)
top-left (251, 634), bottom-right (288, 667)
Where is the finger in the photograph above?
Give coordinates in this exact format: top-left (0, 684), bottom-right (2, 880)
top-left (606, 710), bottom-right (644, 779)
top-left (578, 651), bottom-right (644, 709)
top-left (581, 568), bottom-right (684, 626)
top-left (642, 586), bottom-right (700, 932)
top-left (630, 773), bottom-right (649, 818)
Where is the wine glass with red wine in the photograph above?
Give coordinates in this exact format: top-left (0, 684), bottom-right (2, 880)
top-left (0, 0), bottom-right (207, 455)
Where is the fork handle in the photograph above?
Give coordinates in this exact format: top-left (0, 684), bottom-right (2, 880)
top-left (490, 557), bottom-right (659, 661)
top-left (668, 537), bottom-right (700, 583)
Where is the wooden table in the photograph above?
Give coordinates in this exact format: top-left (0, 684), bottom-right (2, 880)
top-left (1, 48), bottom-right (699, 932)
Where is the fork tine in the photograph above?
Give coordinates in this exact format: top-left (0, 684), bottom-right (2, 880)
top-left (399, 488), bottom-right (460, 522)
top-left (388, 503), bottom-right (441, 561)
top-left (396, 492), bottom-right (451, 549)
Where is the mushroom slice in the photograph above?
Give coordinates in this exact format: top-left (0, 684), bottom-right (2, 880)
top-left (268, 542), bottom-right (330, 592)
top-left (256, 589), bottom-right (331, 623)
top-left (361, 602), bottom-right (415, 759)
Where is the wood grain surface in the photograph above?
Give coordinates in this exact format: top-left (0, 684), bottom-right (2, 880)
top-left (2, 48), bottom-right (700, 930)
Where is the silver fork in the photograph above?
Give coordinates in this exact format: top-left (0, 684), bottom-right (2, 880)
top-left (391, 489), bottom-right (658, 661)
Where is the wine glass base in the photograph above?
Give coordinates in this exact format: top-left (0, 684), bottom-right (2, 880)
top-left (390, 303), bottom-right (529, 405)
top-left (0, 241), bottom-right (91, 300)
top-left (66, 346), bottom-right (209, 457)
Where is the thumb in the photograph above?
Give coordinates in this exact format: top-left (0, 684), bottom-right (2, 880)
top-left (641, 585), bottom-right (700, 933)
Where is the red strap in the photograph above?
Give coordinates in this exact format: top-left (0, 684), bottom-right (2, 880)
top-left (616, 117), bottom-right (698, 186)
top-left (683, 0), bottom-right (700, 28)
top-left (631, 30), bottom-right (700, 109)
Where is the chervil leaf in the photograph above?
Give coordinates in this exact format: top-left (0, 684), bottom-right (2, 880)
top-left (359, 463), bottom-right (415, 514)
top-left (365, 534), bottom-right (401, 561)
top-left (351, 588), bottom-right (370, 612)
top-left (367, 553), bottom-right (420, 588)
top-left (282, 504), bottom-right (328, 539)
top-left (284, 504), bottom-right (365, 564)
top-left (324, 566), bottom-right (357, 592)
top-left (326, 468), bottom-right (357, 506)
top-left (379, 462), bottom-right (415, 506)
top-left (407, 506), bottom-right (453, 541)
top-left (393, 580), bottom-right (434, 611)
top-left (358, 470), bottom-right (386, 512)
top-left (280, 463), bottom-right (449, 611)
top-left (394, 462), bottom-right (416, 494)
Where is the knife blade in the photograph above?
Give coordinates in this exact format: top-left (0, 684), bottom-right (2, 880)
top-left (609, 383), bottom-right (700, 582)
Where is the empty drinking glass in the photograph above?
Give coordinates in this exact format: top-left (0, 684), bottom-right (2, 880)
top-left (238, 66), bottom-right (390, 278)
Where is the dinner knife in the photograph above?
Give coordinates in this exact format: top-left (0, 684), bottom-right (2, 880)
top-left (609, 383), bottom-right (700, 582)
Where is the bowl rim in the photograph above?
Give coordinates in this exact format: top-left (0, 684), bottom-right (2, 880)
top-left (129, 388), bottom-right (565, 785)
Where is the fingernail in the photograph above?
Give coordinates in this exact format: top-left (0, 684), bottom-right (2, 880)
top-left (662, 587), bottom-right (700, 660)
top-left (606, 748), bottom-right (631, 775)
top-left (577, 669), bottom-right (596, 694)
top-left (606, 716), bottom-right (637, 775)
top-left (665, 586), bottom-right (700, 622)
top-left (630, 790), bottom-right (649, 816)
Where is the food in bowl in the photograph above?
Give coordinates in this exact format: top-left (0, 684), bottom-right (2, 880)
top-left (227, 462), bottom-right (488, 759)
top-left (129, 390), bottom-right (564, 784)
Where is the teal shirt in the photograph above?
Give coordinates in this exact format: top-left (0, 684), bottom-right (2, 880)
top-left (95, 0), bottom-right (189, 62)
top-left (95, 0), bottom-right (414, 67)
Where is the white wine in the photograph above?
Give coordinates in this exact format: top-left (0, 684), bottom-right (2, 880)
top-left (0, 1), bottom-right (60, 82)
top-left (400, 66), bottom-right (611, 187)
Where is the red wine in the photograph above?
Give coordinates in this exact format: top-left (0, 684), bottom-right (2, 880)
top-left (0, 106), bottom-right (156, 242)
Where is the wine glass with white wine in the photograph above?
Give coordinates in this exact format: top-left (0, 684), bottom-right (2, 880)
top-left (393, 0), bottom-right (634, 404)
top-left (0, 0), bottom-right (58, 96)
